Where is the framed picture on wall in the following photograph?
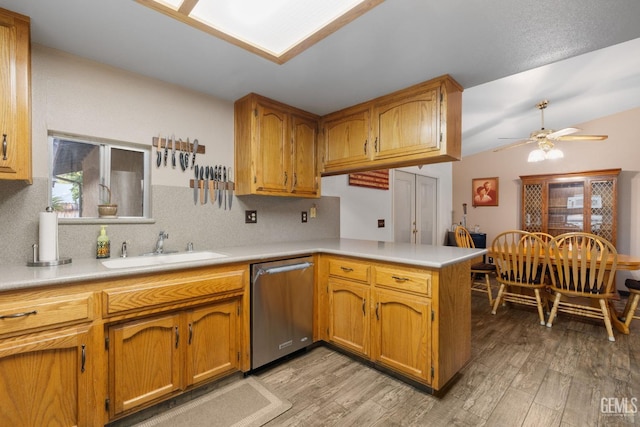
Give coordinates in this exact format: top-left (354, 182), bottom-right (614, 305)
top-left (472, 177), bottom-right (499, 207)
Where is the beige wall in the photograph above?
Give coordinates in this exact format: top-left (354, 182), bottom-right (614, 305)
top-left (452, 107), bottom-right (640, 287)
top-left (31, 44), bottom-right (234, 186)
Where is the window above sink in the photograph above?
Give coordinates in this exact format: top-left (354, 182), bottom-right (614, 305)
top-left (48, 132), bottom-right (152, 223)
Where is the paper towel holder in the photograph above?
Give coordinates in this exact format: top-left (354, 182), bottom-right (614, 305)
top-left (27, 241), bottom-right (72, 267)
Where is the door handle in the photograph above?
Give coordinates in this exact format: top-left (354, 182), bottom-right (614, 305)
top-left (375, 302), bottom-right (379, 320)
top-left (362, 298), bottom-right (366, 316)
top-left (175, 326), bottom-right (180, 348)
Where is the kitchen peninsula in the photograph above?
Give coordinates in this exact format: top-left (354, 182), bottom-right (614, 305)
top-left (0, 239), bottom-right (483, 425)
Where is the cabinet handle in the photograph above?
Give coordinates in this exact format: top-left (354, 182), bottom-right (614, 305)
top-left (2, 134), bottom-right (6, 160)
top-left (293, 172), bottom-right (297, 187)
top-left (375, 302), bottom-right (379, 320)
top-left (374, 137), bottom-right (378, 152)
top-left (363, 140), bottom-right (368, 155)
top-left (188, 323), bottom-right (193, 345)
top-left (284, 171), bottom-right (288, 185)
top-left (391, 275), bottom-right (410, 282)
top-left (362, 298), bottom-right (366, 316)
top-left (175, 326), bottom-right (180, 348)
top-left (81, 344), bottom-right (86, 373)
top-left (340, 266), bottom-right (353, 272)
top-left (0, 309), bottom-right (37, 319)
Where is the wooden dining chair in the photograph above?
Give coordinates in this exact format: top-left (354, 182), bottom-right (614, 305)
top-left (546, 232), bottom-right (618, 341)
top-left (454, 225), bottom-right (496, 305)
top-left (620, 278), bottom-right (640, 330)
top-left (491, 230), bottom-right (549, 325)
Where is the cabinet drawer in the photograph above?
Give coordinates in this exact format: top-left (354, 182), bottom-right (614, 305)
top-left (104, 268), bottom-right (246, 315)
top-left (328, 259), bottom-right (370, 283)
top-left (375, 266), bottom-right (431, 296)
top-left (0, 293), bottom-right (94, 335)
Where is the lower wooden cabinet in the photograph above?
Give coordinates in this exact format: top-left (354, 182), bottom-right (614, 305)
top-left (185, 300), bottom-right (239, 386)
top-left (0, 326), bottom-right (92, 427)
top-left (328, 279), bottom-right (370, 356)
top-left (371, 289), bottom-right (431, 381)
top-left (320, 254), bottom-right (470, 391)
top-left (108, 298), bottom-right (241, 418)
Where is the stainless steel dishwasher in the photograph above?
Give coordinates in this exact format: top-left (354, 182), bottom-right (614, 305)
top-left (251, 256), bottom-right (314, 370)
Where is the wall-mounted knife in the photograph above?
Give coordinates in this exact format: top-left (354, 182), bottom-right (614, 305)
top-left (217, 165), bottom-right (223, 209)
top-left (191, 139), bottom-right (199, 169)
top-left (171, 135), bottom-right (176, 168)
top-left (163, 135), bottom-right (169, 166)
top-left (223, 166), bottom-right (227, 210)
top-left (209, 166), bottom-right (215, 205)
top-left (193, 165), bottom-right (199, 205)
top-left (227, 167), bottom-right (233, 210)
top-left (156, 134), bottom-right (162, 167)
top-left (204, 166), bottom-right (209, 204)
top-left (199, 166), bottom-right (205, 205)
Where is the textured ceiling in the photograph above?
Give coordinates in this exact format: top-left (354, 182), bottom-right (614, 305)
top-left (2, 0), bottom-right (640, 156)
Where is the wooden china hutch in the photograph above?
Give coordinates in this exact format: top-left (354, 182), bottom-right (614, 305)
top-left (520, 169), bottom-right (620, 246)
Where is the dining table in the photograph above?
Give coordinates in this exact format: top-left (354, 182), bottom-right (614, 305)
top-left (488, 248), bottom-right (640, 334)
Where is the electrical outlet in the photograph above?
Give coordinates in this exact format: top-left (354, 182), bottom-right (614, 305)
top-left (301, 211), bottom-right (308, 223)
top-left (488, 256), bottom-right (494, 264)
top-left (378, 219), bottom-right (385, 228)
top-left (245, 210), bottom-right (257, 224)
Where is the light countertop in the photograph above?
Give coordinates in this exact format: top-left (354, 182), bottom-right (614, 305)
top-left (0, 238), bottom-right (486, 292)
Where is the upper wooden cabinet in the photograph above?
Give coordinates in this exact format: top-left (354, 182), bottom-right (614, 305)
top-left (322, 105), bottom-right (371, 169)
top-left (520, 168), bottom-right (620, 246)
top-left (320, 75), bottom-right (462, 176)
top-left (0, 8), bottom-right (31, 183)
top-left (235, 93), bottom-right (320, 198)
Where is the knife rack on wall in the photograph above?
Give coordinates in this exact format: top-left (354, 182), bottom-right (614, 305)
top-left (152, 137), bottom-right (205, 154)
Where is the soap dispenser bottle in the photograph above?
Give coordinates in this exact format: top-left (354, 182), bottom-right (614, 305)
top-left (97, 225), bottom-right (110, 259)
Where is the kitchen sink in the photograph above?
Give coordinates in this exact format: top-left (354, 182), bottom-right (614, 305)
top-left (101, 251), bottom-right (228, 269)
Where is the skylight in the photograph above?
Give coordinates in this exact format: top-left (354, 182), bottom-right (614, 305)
top-left (137, 0), bottom-right (385, 64)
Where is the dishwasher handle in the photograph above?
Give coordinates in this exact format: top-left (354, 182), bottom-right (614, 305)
top-left (256, 262), bottom-right (313, 276)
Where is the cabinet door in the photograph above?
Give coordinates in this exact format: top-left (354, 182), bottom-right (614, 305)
top-left (522, 181), bottom-right (544, 233)
top-left (372, 87), bottom-right (439, 160)
top-left (185, 300), bottom-right (239, 386)
top-left (371, 289), bottom-right (431, 382)
top-left (0, 327), bottom-right (91, 427)
top-left (0, 10), bottom-right (31, 182)
top-left (109, 313), bottom-right (181, 416)
top-left (291, 113), bottom-right (319, 196)
top-left (328, 279), bottom-right (370, 356)
top-left (547, 180), bottom-right (585, 237)
top-left (255, 102), bottom-right (290, 194)
top-left (589, 178), bottom-right (617, 244)
top-left (322, 107), bottom-right (370, 170)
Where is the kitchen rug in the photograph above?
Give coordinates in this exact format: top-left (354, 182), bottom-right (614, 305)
top-left (133, 377), bottom-right (291, 427)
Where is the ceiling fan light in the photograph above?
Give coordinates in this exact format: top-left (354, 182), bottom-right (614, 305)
top-left (527, 149), bottom-right (546, 162)
top-left (546, 148), bottom-right (564, 160)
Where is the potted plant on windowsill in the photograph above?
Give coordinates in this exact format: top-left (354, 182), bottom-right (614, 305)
top-left (98, 184), bottom-right (118, 218)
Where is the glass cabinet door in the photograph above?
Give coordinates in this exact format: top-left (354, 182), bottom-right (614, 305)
top-left (547, 181), bottom-right (585, 237)
top-left (522, 183), bottom-right (543, 233)
top-left (590, 180), bottom-right (615, 242)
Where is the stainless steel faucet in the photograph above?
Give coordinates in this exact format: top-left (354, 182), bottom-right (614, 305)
top-left (155, 231), bottom-right (169, 254)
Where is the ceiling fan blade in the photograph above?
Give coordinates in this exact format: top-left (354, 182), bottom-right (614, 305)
top-left (547, 127), bottom-right (579, 139)
top-left (555, 134), bottom-right (608, 141)
top-left (493, 138), bottom-right (535, 152)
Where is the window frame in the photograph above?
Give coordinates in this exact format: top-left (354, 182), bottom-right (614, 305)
top-left (48, 132), bottom-right (153, 224)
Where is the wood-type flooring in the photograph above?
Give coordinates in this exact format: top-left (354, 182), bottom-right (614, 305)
top-left (258, 292), bottom-right (640, 426)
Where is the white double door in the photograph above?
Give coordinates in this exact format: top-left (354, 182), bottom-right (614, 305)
top-left (393, 170), bottom-right (437, 245)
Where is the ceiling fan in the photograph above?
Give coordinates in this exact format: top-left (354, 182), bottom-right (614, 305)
top-left (494, 100), bottom-right (608, 161)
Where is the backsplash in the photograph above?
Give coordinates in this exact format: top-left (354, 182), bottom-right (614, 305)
top-left (0, 178), bottom-right (340, 264)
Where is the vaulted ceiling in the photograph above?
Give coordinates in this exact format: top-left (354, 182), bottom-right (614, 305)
top-left (2, 0), bottom-right (640, 156)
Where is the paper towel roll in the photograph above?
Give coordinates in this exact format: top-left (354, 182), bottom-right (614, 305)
top-left (39, 209), bottom-right (58, 262)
